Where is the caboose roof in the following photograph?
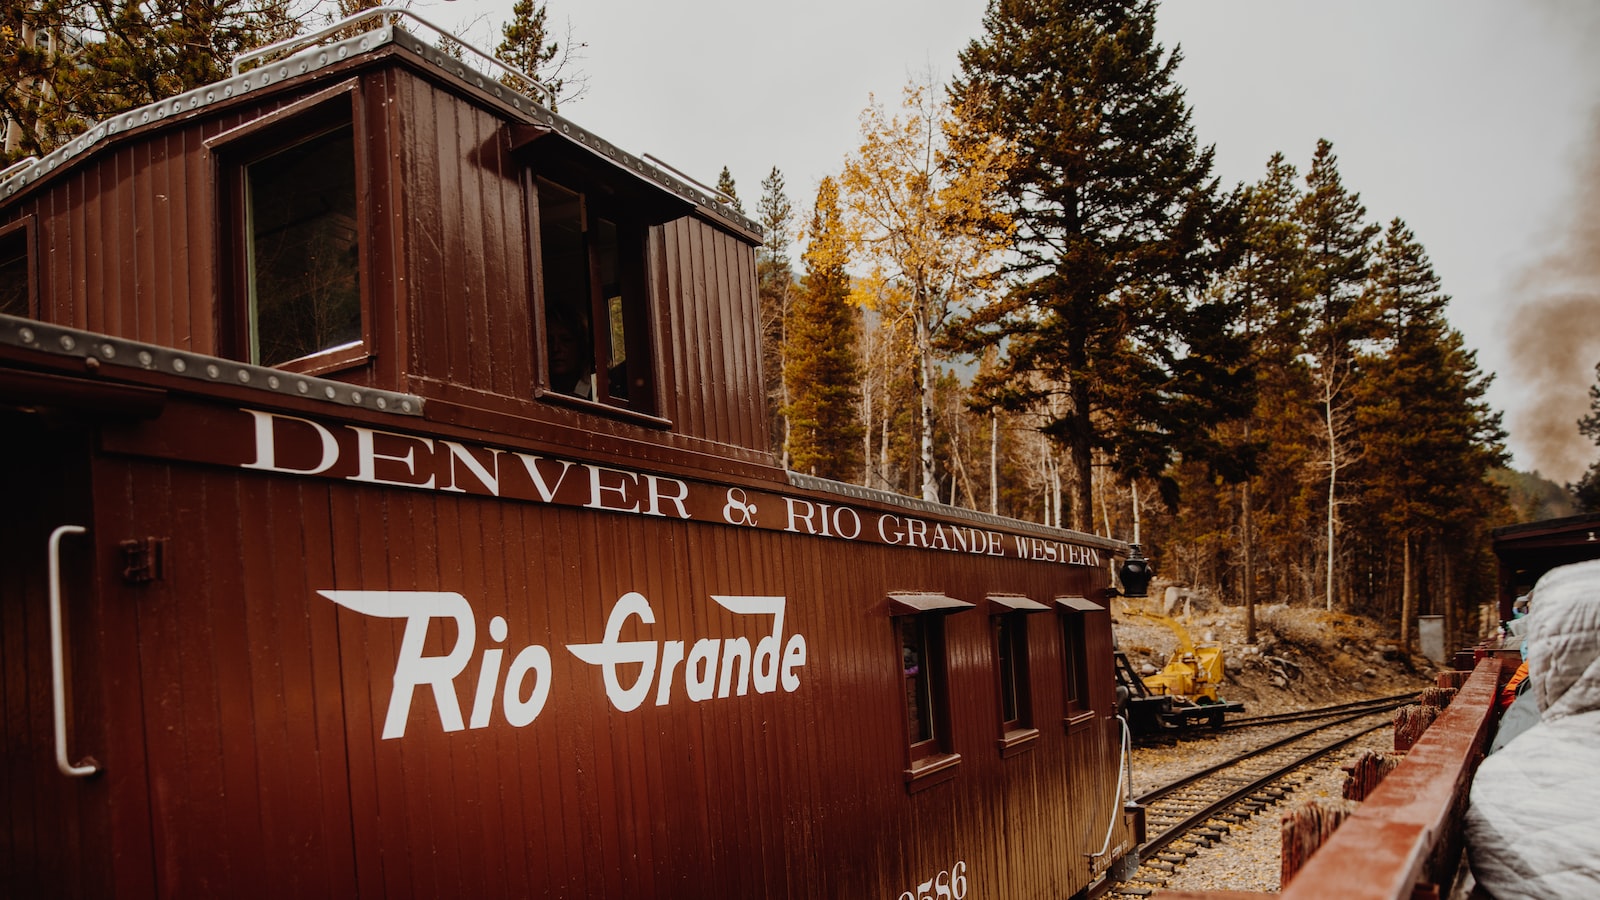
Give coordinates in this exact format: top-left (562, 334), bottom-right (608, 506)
top-left (0, 8), bottom-right (760, 242)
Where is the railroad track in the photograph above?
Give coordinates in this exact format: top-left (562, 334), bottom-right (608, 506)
top-left (1218, 692), bottom-right (1415, 730)
top-left (1109, 706), bottom-right (1398, 897)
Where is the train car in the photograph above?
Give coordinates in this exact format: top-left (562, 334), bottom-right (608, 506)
top-left (0, 11), bottom-right (1137, 898)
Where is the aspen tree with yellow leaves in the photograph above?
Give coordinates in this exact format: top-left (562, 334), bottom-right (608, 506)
top-left (839, 76), bottom-right (1012, 502)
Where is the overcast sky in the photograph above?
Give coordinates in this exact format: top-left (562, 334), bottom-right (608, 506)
top-left (429, 0), bottom-right (1600, 482)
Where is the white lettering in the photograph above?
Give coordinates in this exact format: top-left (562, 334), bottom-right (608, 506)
top-left (878, 514), bottom-right (904, 545)
top-left (319, 590), bottom-right (474, 738)
top-left (566, 591), bottom-right (657, 711)
top-left (243, 409), bottom-right (340, 475)
top-left (685, 638), bottom-right (720, 701)
top-left (641, 473), bottom-right (692, 519)
top-left (441, 441), bottom-right (503, 495)
top-left (347, 426), bottom-right (436, 489)
top-left (584, 464), bottom-right (640, 513)
top-left (322, 591), bottom-right (553, 738)
top-left (502, 645), bottom-right (552, 727)
top-left (511, 452), bottom-right (577, 502)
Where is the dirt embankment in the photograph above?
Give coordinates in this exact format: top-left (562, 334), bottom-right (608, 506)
top-left (1113, 584), bottom-right (1437, 716)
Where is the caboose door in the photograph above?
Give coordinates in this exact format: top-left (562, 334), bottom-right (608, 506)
top-left (0, 413), bottom-right (150, 897)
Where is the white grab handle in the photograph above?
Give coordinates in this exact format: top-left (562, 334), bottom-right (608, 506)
top-left (48, 525), bottom-right (99, 778)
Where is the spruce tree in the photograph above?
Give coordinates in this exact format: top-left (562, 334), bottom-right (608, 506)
top-left (1294, 139), bottom-right (1379, 610)
top-left (757, 167), bottom-right (795, 460)
top-left (950, 0), bottom-right (1238, 531)
top-left (1353, 219), bottom-right (1506, 648)
top-left (715, 166), bottom-right (742, 212)
top-left (495, 0), bottom-right (584, 109)
top-left (1568, 363), bottom-right (1600, 511)
top-left (3, 0), bottom-right (300, 162)
top-left (784, 177), bottom-right (863, 480)
top-left (1229, 154), bottom-right (1316, 639)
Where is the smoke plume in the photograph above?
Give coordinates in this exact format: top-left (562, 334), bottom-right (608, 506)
top-left (1502, 105), bottom-right (1600, 484)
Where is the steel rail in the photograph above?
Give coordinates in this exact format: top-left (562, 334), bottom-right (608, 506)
top-left (1138, 718), bottom-right (1388, 859)
top-left (1138, 706), bottom-right (1398, 805)
top-left (1219, 692), bottom-right (1415, 730)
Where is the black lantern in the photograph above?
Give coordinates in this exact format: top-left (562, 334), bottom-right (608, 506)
top-left (1119, 544), bottom-right (1153, 598)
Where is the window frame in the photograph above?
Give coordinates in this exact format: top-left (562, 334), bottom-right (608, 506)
top-left (0, 215), bottom-right (37, 320)
top-left (525, 167), bottom-right (663, 422)
top-left (888, 591), bottom-right (971, 791)
top-left (987, 594), bottom-right (1047, 757)
top-left (209, 80), bottom-right (372, 376)
top-left (1057, 595), bottom-right (1103, 729)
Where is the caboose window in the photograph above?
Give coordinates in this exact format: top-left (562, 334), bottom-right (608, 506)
top-left (988, 594), bottom-right (1045, 755)
top-left (901, 616), bottom-right (938, 746)
top-left (1058, 601), bottom-right (1095, 718)
top-left (244, 124), bottom-right (363, 367)
top-left (997, 613), bottom-right (1027, 726)
top-left (0, 221), bottom-right (29, 317)
top-left (888, 592), bottom-right (970, 789)
top-left (534, 177), bottom-right (653, 412)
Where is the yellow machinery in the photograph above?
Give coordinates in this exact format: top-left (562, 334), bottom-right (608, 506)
top-left (1114, 604), bottom-right (1244, 735)
top-left (1125, 608), bottom-right (1226, 703)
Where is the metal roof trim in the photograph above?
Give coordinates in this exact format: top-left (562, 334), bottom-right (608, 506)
top-left (0, 313), bottom-right (425, 417)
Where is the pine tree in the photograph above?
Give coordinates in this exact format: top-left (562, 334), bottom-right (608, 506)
top-left (756, 167), bottom-right (795, 461)
top-left (3, 0), bottom-right (301, 162)
top-left (783, 177), bottom-right (863, 479)
top-left (951, 0), bottom-right (1239, 531)
top-left (715, 166), bottom-right (742, 212)
top-left (495, 0), bottom-right (585, 109)
top-left (1229, 153), bottom-right (1315, 640)
top-left (1569, 362), bottom-right (1600, 511)
top-left (1294, 139), bottom-right (1380, 610)
top-left (1353, 219), bottom-right (1506, 649)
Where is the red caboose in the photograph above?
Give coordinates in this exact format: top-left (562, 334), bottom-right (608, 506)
top-left (0, 11), bottom-right (1136, 898)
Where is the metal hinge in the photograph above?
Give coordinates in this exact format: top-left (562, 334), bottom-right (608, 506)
top-left (120, 537), bottom-right (167, 584)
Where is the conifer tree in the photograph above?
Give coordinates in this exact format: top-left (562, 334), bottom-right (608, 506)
top-left (1353, 219), bottom-right (1506, 648)
top-left (784, 177), bottom-right (863, 479)
top-left (715, 166), bottom-right (742, 212)
top-left (495, 0), bottom-right (585, 109)
top-left (1294, 139), bottom-right (1379, 610)
top-left (756, 167), bottom-right (795, 461)
top-left (1574, 363), bottom-right (1600, 511)
top-left (1227, 153), bottom-right (1316, 640)
top-left (3, 0), bottom-right (302, 161)
top-left (950, 0), bottom-right (1239, 531)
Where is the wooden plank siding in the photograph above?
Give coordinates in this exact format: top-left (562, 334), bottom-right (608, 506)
top-left (1, 414), bottom-right (1129, 897)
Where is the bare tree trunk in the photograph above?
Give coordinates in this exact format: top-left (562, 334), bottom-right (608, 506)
top-left (1131, 480), bottom-right (1141, 545)
top-left (1400, 534), bottom-right (1414, 653)
top-left (1242, 478), bottom-right (1256, 644)
top-left (879, 415), bottom-right (890, 492)
top-left (989, 411), bottom-right (998, 516)
top-left (1325, 416), bottom-right (1337, 611)
top-left (860, 341), bottom-right (875, 489)
top-left (916, 309), bottom-right (938, 502)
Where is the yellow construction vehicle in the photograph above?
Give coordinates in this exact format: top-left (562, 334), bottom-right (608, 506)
top-left (1114, 605), bottom-right (1244, 736)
